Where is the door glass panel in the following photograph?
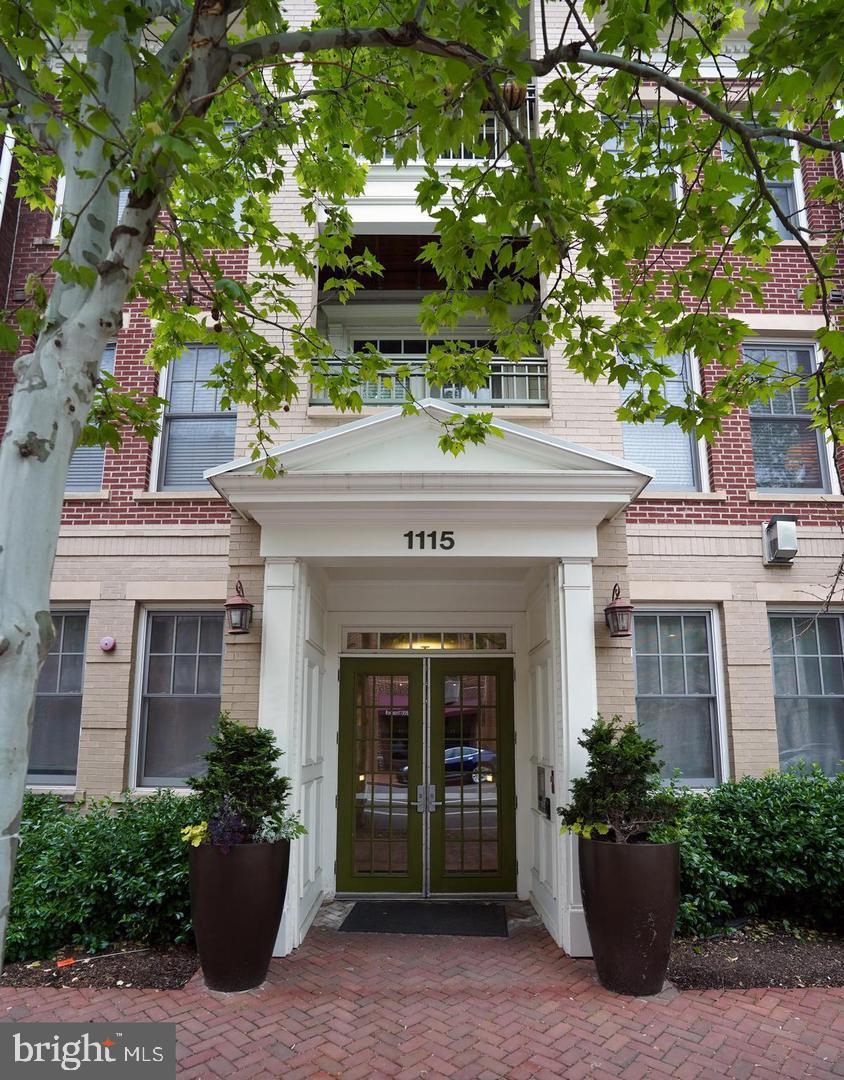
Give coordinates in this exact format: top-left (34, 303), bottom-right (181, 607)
top-left (438, 670), bottom-right (501, 879)
top-left (351, 673), bottom-right (411, 876)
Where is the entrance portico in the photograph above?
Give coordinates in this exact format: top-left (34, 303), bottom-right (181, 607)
top-left (208, 401), bottom-right (651, 958)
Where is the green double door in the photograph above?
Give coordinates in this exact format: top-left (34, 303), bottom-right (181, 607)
top-left (336, 657), bottom-right (516, 896)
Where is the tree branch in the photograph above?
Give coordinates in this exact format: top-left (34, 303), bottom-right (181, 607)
top-left (0, 43), bottom-right (67, 149)
top-left (229, 27), bottom-right (844, 155)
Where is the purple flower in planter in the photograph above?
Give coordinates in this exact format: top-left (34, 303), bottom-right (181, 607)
top-left (207, 797), bottom-right (249, 853)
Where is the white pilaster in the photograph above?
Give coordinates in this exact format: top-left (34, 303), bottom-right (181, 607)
top-left (556, 560), bottom-right (598, 957)
top-left (259, 557), bottom-right (307, 956)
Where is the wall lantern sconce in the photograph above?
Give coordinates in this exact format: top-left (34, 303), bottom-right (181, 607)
top-left (763, 515), bottom-right (798, 565)
top-left (224, 579), bottom-right (254, 635)
top-left (604, 583), bottom-right (634, 638)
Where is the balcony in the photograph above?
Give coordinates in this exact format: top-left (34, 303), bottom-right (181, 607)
top-left (338, 85), bottom-right (538, 232)
top-left (309, 357), bottom-right (549, 408)
top-left (438, 83), bottom-right (537, 162)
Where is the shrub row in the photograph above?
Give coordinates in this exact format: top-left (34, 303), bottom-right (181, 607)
top-left (6, 791), bottom-right (201, 964)
top-left (674, 767), bottom-right (844, 936)
top-left (6, 769), bottom-right (842, 961)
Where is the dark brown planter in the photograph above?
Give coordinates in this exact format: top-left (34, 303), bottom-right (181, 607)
top-left (189, 840), bottom-right (290, 992)
top-left (578, 835), bottom-right (679, 997)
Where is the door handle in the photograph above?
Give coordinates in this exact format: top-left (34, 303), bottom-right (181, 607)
top-left (415, 784), bottom-right (426, 813)
top-left (427, 784), bottom-right (442, 812)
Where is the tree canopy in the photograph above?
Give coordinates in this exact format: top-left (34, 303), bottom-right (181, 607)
top-left (1, 0), bottom-right (843, 460)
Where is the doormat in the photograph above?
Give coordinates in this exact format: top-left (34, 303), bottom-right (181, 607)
top-left (339, 900), bottom-right (508, 937)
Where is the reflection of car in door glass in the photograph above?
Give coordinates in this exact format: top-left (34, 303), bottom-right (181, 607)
top-left (398, 746), bottom-right (496, 785)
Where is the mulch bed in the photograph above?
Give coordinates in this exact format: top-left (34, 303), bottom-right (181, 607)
top-left (669, 923), bottom-right (844, 990)
top-left (2, 923), bottom-right (842, 992)
top-left (0, 944), bottom-right (198, 990)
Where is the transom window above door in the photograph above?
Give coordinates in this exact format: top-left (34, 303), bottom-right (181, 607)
top-left (310, 337), bottom-right (548, 408)
top-left (345, 630), bottom-right (509, 652)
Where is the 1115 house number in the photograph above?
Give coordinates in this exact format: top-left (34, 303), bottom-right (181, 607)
top-left (403, 530), bottom-right (455, 550)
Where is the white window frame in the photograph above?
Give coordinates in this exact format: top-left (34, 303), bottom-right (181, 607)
top-left (340, 626), bottom-right (514, 655)
top-left (721, 132), bottom-right (809, 242)
top-left (744, 339), bottom-right (837, 495)
top-left (621, 350), bottom-right (711, 493)
top-left (603, 109), bottom-right (685, 208)
top-left (0, 127), bottom-right (14, 223)
top-left (129, 604), bottom-right (225, 790)
top-left (147, 362), bottom-right (169, 492)
top-left (632, 604), bottom-right (729, 788)
top-left (49, 174), bottom-right (66, 240)
top-left (51, 176), bottom-right (129, 242)
top-left (64, 342), bottom-right (116, 493)
top-left (27, 606), bottom-right (89, 786)
top-left (149, 346), bottom-right (236, 492)
top-left (767, 607), bottom-right (844, 775)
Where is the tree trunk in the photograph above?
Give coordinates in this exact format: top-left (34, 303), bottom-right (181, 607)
top-left (0, 4), bottom-right (234, 972)
top-left (0, 330), bottom-right (95, 963)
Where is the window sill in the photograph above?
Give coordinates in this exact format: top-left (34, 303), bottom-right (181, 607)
top-left (26, 784), bottom-right (78, 802)
top-left (747, 491), bottom-right (844, 503)
top-left (130, 785), bottom-right (192, 796)
top-left (306, 405), bottom-right (553, 420)
top-left (638, 490), bottom-right (727, 501)
top-left (64, 489), bottom-right (110, 502)
top-left (133, 489), bottom-right (222, 501)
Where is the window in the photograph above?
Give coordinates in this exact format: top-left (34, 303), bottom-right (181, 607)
top-left (345, 629), bottom-right (509, 651)
top-left (310, 338), bottom-right (548, 407)
top-left (138, 612), bottom-right (225, 786)
top-left (621, 353), bottom-right (700, 490)
top-left (633, 611), bottom-right (721, 786)
top-left (605, 112), bottom-right (679, 201)
top-left (158, 346), bottom-right (236, 489)
top-left (51, 178), bottom-right (128, 241)
top-left (770, 615), bottom-right (844, 776)
top-left (745, 344), bottom-right (828, 492)
top-left (29, 612), bottom-right (88, 783)
top-left (65, 344), bottom-right (116, 492)
top-left (722, 134), bottom-right (802, 241)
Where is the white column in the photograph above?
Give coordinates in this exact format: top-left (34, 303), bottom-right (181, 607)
top-left (556, 560), bottom-right (598, 957)
top-left (259, 557), bottom-right (307, 956)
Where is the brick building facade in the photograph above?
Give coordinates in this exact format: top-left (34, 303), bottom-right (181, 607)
top-left (1, 4), bottom-right (842, 957)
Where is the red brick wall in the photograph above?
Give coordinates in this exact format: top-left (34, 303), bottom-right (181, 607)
top-left (0, 197), bottom-right (246, 526)
top-left (622, 150), bottom-right (844, 528)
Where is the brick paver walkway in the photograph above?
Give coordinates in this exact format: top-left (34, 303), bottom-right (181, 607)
top-left (2, 911), bottom-right (842, 1079)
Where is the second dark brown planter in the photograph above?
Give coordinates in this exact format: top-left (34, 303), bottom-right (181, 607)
top-left (578, 835), bottom-right (679, 996)
top-left (189, 840), bottom-right (290, 992)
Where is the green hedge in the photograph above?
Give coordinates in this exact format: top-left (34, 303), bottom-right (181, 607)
top-left (6, 791), bottom-right (202, 964)
top-left (7, 771), bottom-right (842, 960)
top-left (675, 767), bottom-right (844, 937)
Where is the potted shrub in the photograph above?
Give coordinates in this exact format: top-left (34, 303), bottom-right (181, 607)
top-left (181, 715), bottom-right (305, 992)
top-left (558, 716), bottom-right (682, 996)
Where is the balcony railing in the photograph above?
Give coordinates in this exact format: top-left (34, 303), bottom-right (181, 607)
top-left (310, 358), bottom-right (549, 408)
top-left (439, 84), bottom-right (537, 162)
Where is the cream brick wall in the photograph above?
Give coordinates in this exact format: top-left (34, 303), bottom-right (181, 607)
top-left (220, 515), bottom-right (265, 726)
top-left (627, 522), bottom-right (844, 777)
top-left (46, 527), bottom-right (229, 799)
top-left (594, 516), bottom-right (636, 721)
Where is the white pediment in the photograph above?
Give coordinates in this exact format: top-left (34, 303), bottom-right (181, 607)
top-left (210, 400), bottom-right (649, 479)
top-left (206, 400), bottom-right (653, 528)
